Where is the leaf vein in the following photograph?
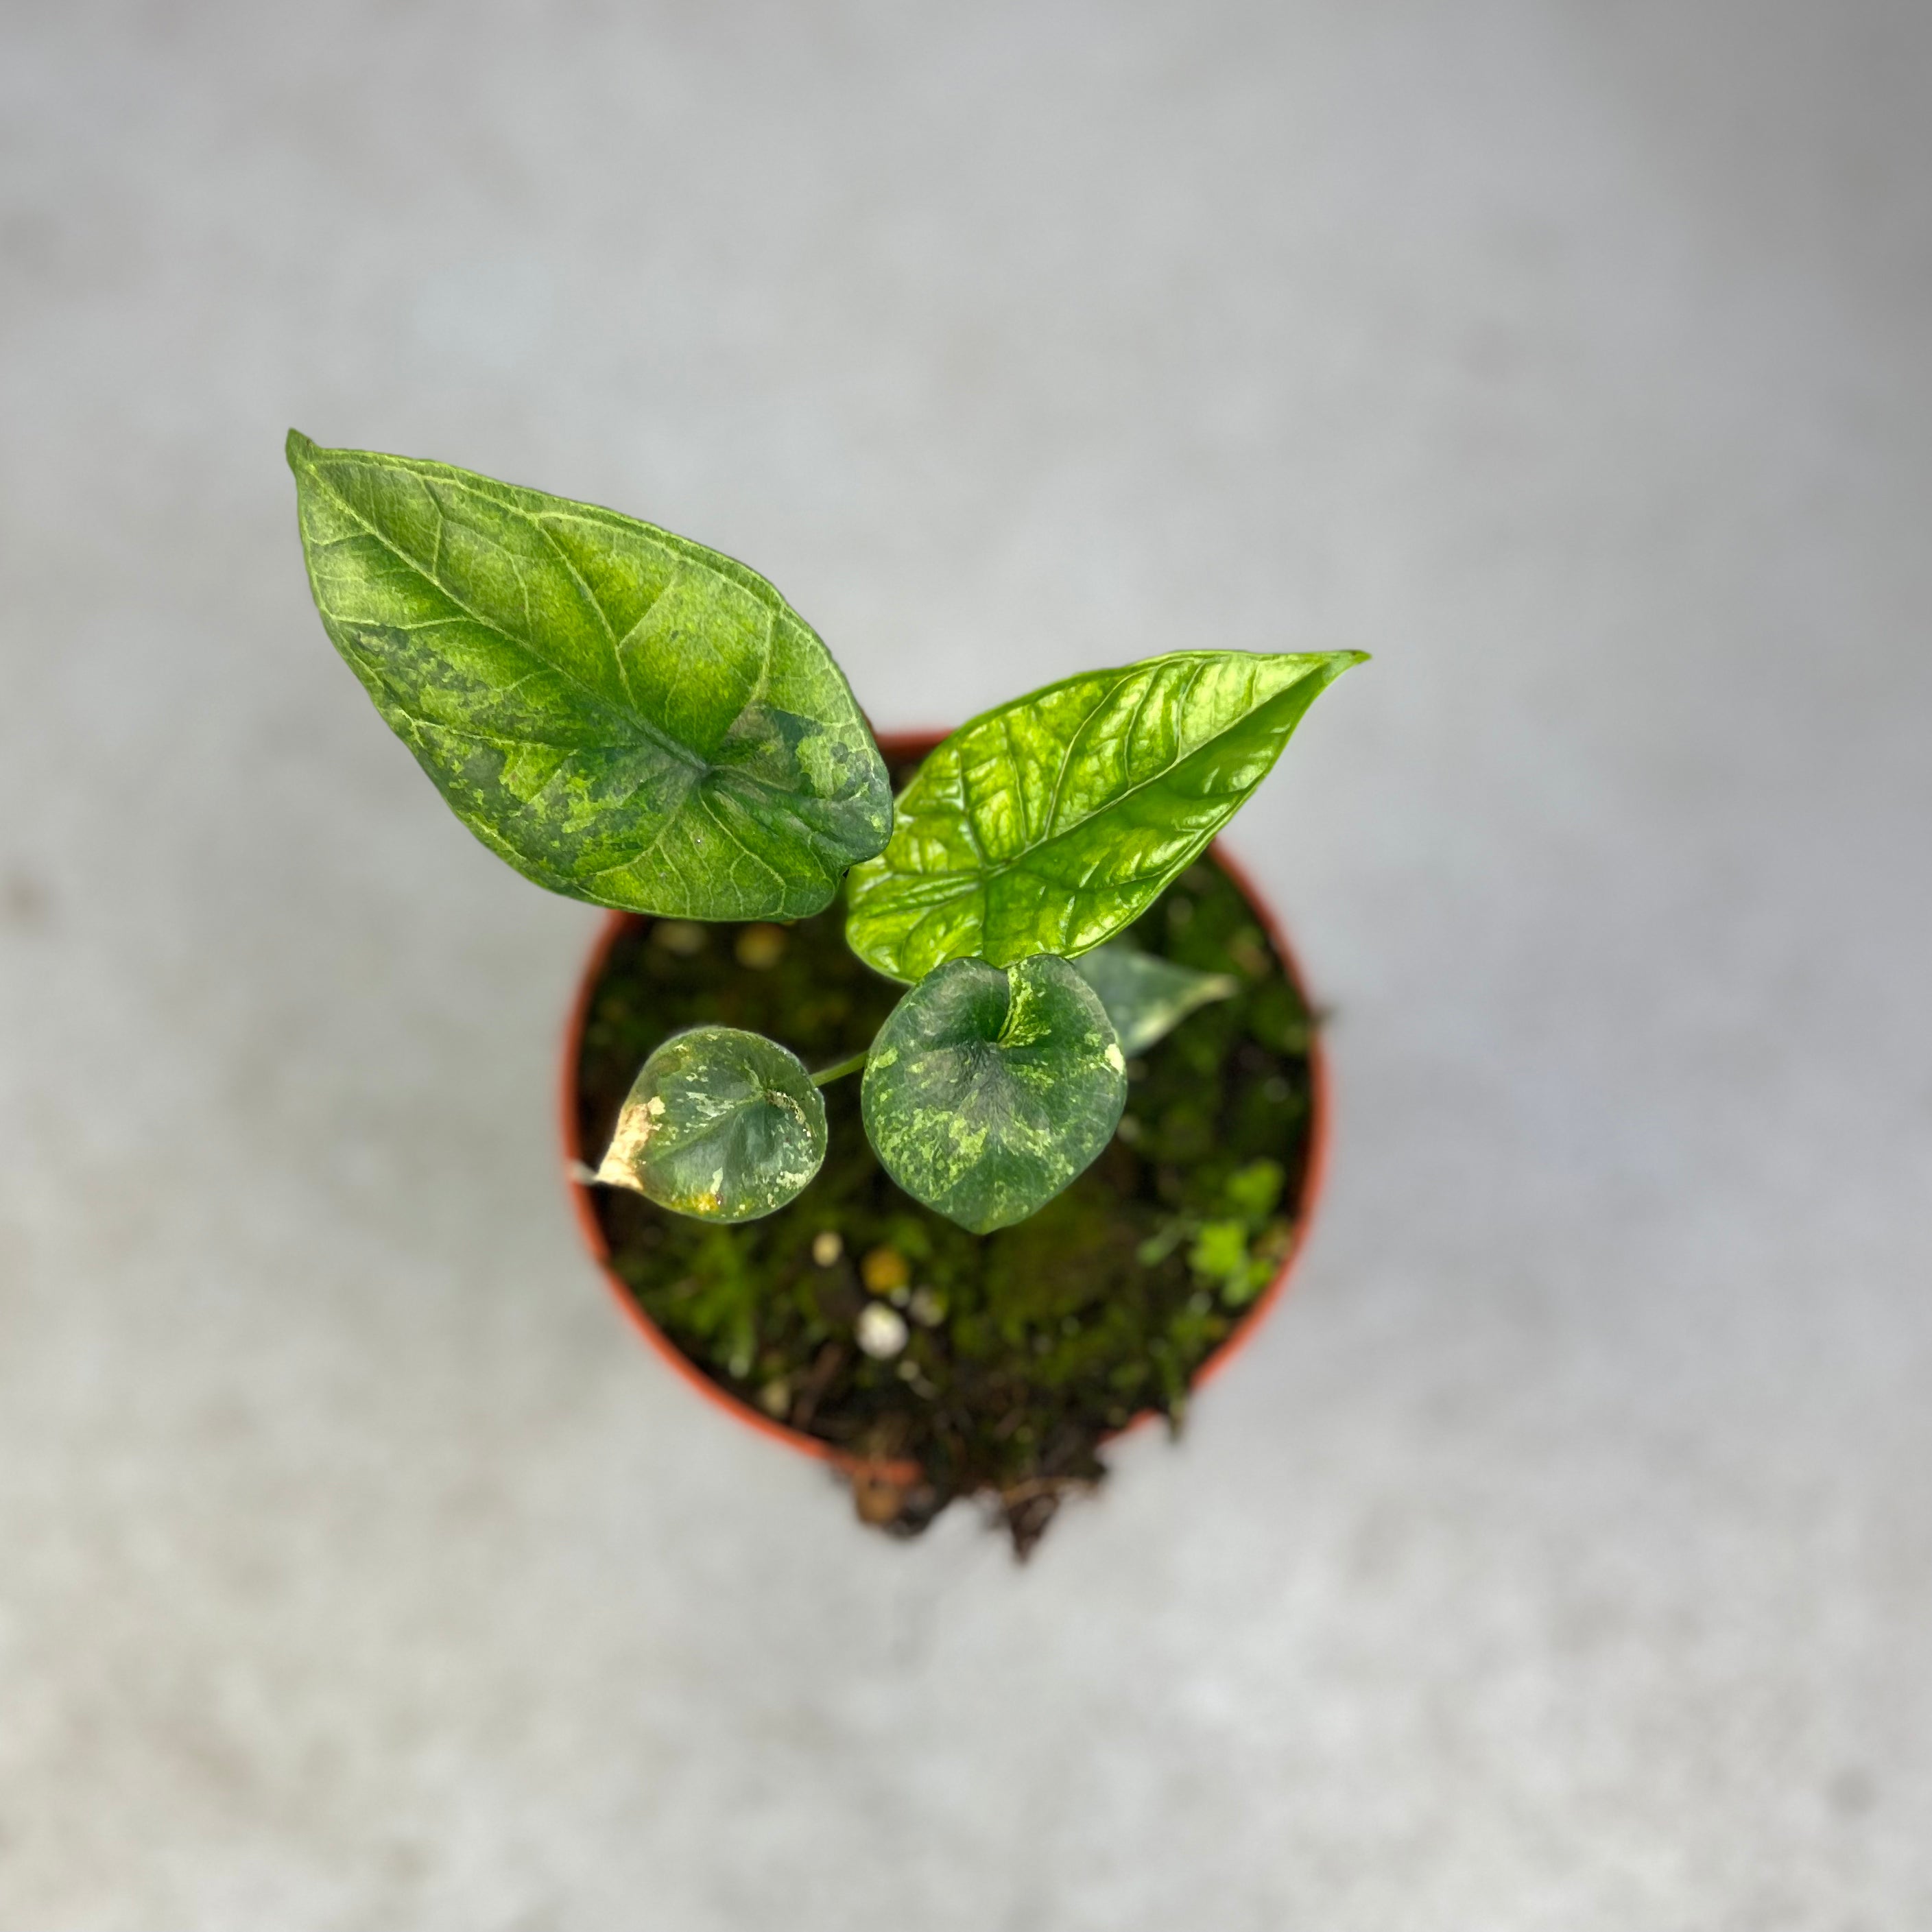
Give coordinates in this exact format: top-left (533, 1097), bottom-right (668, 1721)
top-left (309, 462), bottom-right (704, 777)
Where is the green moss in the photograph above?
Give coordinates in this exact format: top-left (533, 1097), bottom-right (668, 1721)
top-left (574, 782), bottom-right (1317, 1555)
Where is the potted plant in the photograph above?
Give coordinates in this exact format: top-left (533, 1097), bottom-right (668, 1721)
top-left (287, 431), bottom-right (1364, 1551)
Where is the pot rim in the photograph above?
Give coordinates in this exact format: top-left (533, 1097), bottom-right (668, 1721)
top-left (558, 730), bottom-right (1331, 1484)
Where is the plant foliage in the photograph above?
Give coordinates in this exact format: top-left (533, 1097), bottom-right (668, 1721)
top-left (861, 955), bottom-right (1128, 1233)
top-left (844, 651), bottom-right (1363, 982)
top-left (287, 433), bottom-right (891, 920)
top-left (597, 1025), bottom-right (826, 1222)
top-left (289, 436), bottom-right (1361, 1232)
top-left (1071, 940), bottom-right (1240, 1056)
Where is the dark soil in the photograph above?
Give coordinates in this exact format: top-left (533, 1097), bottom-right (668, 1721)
top-left (572, 758), bottom-right (1319, 1555)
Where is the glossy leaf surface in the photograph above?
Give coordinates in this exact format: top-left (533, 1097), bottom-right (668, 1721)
top-left (596, 1025), bottom-right (826, 1222)
top-left (288, 433), bottom-right (891, 918)
top-left (846, 650), bottom-right (1363, 980)
top-left (1071, 940), bottom-right (1239, 1056)
top-left (861, 955), bottom-right (1126, 1234)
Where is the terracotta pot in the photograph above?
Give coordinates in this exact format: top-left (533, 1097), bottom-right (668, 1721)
top-left (558, 732), bottom-right (1331, 1481)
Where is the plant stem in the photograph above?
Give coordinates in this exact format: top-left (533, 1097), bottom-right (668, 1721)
top-left (809, 1049), bottom-right (871, 1088)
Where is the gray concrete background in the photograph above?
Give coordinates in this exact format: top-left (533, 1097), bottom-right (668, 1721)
top-left (3, 2), bottom-right (1929, 1926)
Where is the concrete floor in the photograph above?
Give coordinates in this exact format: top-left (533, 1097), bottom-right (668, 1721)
top-left (2, 2), bottom-right (1929, 1926)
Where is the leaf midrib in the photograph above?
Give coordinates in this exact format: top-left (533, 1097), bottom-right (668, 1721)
top-left (922, 658), bottom-right (1303, 890)
top-left (314, 463), bottom-right (857, 896)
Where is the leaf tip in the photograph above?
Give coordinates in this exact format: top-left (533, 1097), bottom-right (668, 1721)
top-left (285, 427), bottom-right (318, 474)
top-left (1301, 647), bottom-right (1370, 696)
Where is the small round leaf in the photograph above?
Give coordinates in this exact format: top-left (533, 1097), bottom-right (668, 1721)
top-left (597, 1025), bottom-right (826, 1223)
top-left (861, 955), bottom-right (1128, 1234)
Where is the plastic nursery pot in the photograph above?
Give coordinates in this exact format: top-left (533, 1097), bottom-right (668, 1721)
top-left (558, 732), bottom-right (1331, 1490)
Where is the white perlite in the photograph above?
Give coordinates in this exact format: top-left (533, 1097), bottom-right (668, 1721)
top-left (855, 1303), bottom-right (909, 1359)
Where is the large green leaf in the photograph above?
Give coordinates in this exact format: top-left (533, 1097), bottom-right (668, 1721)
top-left (861, 955), bottom-right (1127, 1234)
top-left (1071, 940), bottom-right (1239, 1056)
top-left (595, 1025), bottom-right (826, 1222)
top-left (845, 649), bottom-right (1363, 980)
top-left (287, 433), bottom-right (891, 919)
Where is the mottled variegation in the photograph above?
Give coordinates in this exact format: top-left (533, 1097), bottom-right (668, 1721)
top-left (597, 1025), bottom-right (826, 1222)
top-left (861, 955), bottom-right (1127, 1233)
top-left (1071, 941), bottom-right (1239, 1056)
top-left (845, 650), bottom-right (1365, 981)
top-left (288, 433), bottom-right (1369, 1235)
top-left (287, 433), bottom-right (891, 919)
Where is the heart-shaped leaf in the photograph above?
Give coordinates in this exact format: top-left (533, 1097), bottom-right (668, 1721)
top-left (595, 1025), bottom-right (827, 1222)
top-left (861, 955), bottom-right (1127, 1234)
top-left (288, 433), bottom-right (892, 920)
top-left (1071, 940), bottom-right (1239, 1055)
top-left (845, 650), bottom-right (1363, 980)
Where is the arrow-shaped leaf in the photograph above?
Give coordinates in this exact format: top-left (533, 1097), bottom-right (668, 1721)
top-left (596, 1026), bottom-right (827, 1222)
top-left (1071, 940), bottom-right (1239, 1055)
top-left (845, 649), bottom-right (1363, 981)
top-left (861, 955), bottom-right (1127, 1234)
top-left (288, 433), bottom-right (892, 920)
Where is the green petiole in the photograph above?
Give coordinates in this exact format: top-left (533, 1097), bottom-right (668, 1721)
top-left (809, 1049), bottom-right (871, 1088)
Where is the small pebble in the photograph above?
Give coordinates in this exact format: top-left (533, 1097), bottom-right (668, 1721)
top-left (861, 1245), bottom-right (910, 1296)
top-left (734, 923), bottom-right (787, 969)
top-left (811, 1230), bottom-right (844, 1266)
top-left (852, 1471), bottom-right (905, 1525)
top-left (856, 1303), bottom-right (909, 1359)
top-left (652, 919), bottom-right (707, 956)
top-left (908, 1285), bottom-right (948, 1327)
top-left (756, 1378), bottom-right (791, 1418)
